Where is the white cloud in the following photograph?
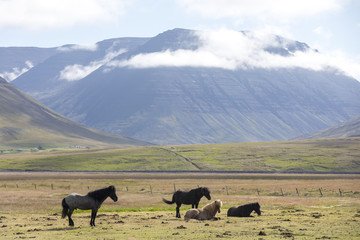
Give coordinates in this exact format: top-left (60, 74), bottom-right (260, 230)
top-left (177, 0), bottom-right (344, 21)
top-left (0, 0), bottom-right (131, 30)
top-left (313, 26), bottom-right (333, 39)
top-left (0, 61), bottom-right (33, 81)
top-left (60, 49), bottom-right (126, 81)
top-left (108, 29), bottom-right (360, 81)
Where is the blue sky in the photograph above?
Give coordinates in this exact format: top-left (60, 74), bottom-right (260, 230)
top-left (1, 0), bottom-right (359, 79)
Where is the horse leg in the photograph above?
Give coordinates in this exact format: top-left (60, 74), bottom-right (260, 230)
top-left (176, 203), bottom-right (181, 218)
top-left (90, 209), bottom-right (98, 226)
top-left (67, 209), bottom-right (74, 226)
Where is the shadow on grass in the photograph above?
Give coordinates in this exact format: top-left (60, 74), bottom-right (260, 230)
top-left (46, 226), bottom-right (81, 231)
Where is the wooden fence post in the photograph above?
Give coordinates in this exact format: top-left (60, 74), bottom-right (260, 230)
top-left (174, 184), bottom-right (176, 192)
top-left (280, 188), bottom-right (284, 196)
top-left (296, 188), bottom-right (299, 196)
top-left (319, 188), bottom-right (323, 197)
top-left (226, 186), bottom-right (229, 195)
top-left (339, 189), bottom-right (342, 197)
top-left (51, 184), bottom-right (53, 190)
top-left (257, 189), bottom-right (260, 196)
top-left (150, 185), bottom-right (153, 194)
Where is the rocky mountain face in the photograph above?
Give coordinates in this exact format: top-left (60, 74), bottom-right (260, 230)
top-left (9, 28), bottom-right (360, 145)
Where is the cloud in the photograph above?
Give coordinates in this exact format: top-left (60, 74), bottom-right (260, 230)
top-left (0, 0), bottom-right (131, 30)
top-left (0, 61), bottom-right (33, 81)
top-left (108, 29), bottom-right (360, 81)
top-left (177, 0), bottom-right (344, 22)
top-left (313, 26), bottom-right (332, 39)
top-left (60, 49), bottom-right (126, 81)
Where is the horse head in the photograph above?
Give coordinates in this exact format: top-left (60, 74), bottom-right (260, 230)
top-left (216, 200), bottom-right (222, 213)
top-left (108, 185), bottom-right (118, 202)
top-left (254, 202), bottom-right (261, 216)
top-left (201, 187), bottom-right (211, 200)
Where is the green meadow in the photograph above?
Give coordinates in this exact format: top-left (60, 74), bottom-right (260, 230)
top-left (0, 138), bottom-right (359, 172)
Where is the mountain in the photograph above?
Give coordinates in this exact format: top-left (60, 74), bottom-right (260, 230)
top-left (11, 37), bottom-right (149, 99)
top-left (11, 29), bottom-right (360, 145)
top-left (0, 47), bottom-right (57, 81)
top-left (0, 77), bottom-right (150, 148)
top-left (297, 116), bottom-right (360, 139)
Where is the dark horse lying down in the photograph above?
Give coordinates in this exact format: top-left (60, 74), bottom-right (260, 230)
top-left (62, 185), bottom-right (118, 226)
top-left (163, 187), bottom-right (211, 218)
top-left (227, 202), bottom-right (261, 217)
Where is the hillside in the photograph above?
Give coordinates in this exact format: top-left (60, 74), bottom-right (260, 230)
top-left (0, 77), bottom-right (150, 148)
top-left (0, 137), bottom-right (358, 172)
top-left (11, 29), bottom-right (360, 145)
top-left (298, 115), bottom-right (360, 139)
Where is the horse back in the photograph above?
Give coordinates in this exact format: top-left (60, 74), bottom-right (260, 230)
top-left (175, 189), bottom-right (202, 204)
top-left (227, 206), bottom-right (251, 217)
top-left (227, 207), bottom-right (237, 216)
top-left (65, 193), bottom-right (95, 210)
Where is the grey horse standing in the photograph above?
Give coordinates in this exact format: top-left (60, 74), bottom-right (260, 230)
top-left (62, 185), bottom-right (118, 226)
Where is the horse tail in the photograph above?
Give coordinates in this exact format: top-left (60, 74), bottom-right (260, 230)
top-left (162, 197), bottom-right (175, 205)
top-left (61, 198), bottom-right (69, 218)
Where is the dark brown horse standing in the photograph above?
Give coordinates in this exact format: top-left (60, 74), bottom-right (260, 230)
top-left (162, 187), bottom-right (211, 218)
top-left (62, 185), bottom-right (118, 226)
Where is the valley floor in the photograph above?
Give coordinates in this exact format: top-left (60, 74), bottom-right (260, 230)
top-left (0, 172), bottom-right (359, 239)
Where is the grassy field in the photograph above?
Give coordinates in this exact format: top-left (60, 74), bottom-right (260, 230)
top-left (0, 137), bottom-right (359, 172)
top-left (0, 172), bottom-right (359, 239)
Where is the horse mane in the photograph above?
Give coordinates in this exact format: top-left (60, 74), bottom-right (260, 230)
top-left (200, 187), bottom-right (210, 194)
top-left (240, 202), bottom-right (259, 208)
top-left (202, 200), bottom-right (222, 215)
top-left (87, 186), bottom-right (115, 201)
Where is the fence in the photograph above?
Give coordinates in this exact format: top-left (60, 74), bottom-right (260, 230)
top-left (0, 183), bottom-right (358, 198)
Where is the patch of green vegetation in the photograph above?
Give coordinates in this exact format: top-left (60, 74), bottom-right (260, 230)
top-left (0, 138), bottom-right (359, 172)
top-left (166, 138), bottom-right (359, 172)
top-left (0, 147), bottom-right (198, 171)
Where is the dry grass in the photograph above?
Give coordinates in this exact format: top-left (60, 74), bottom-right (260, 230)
top-left (0, 172), bottom-right (359, 239)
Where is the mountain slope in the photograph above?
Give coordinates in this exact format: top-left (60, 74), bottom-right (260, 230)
top-left (11, 29), bottom-right (360, 145)
top-left (0, 47), bottom-right (57, 81)
top-left (52, 66), bottom-right (359, 144)
top-left (0, 77), bottom-right (150, 148)
top-left (298, 116), bottom-right (360, 139)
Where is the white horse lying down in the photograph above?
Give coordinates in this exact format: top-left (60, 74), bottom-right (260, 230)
top-left (62, 185), bottom-right (118, 226)
top-left (184, 200), bottom-right (222, 221)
